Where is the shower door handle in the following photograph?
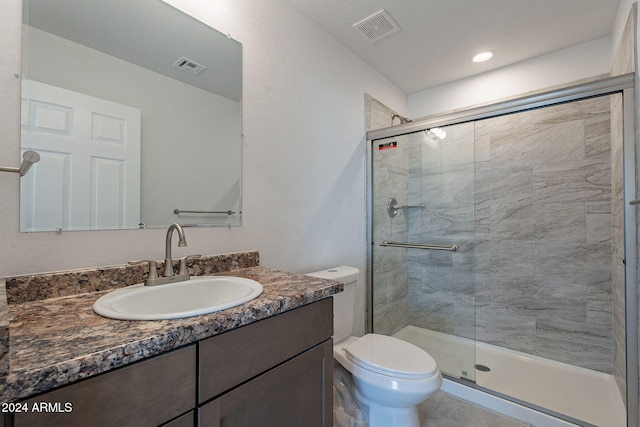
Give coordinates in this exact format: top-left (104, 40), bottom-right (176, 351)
top-left (379, 240), bottom-right (459, 252)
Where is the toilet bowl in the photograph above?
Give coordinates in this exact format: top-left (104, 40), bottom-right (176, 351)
top-left (335, 334), bottom-right (442, 426)
top-left (307, 266), bottom-right (443, 427)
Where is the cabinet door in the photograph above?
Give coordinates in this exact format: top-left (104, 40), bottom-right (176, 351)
top-left (199, 339), bottom-right (333, 427)
top-left (14, 345), bottom-right (196, 427)
top-left (161, 410), bottom-right (194, 427)
top-left (198, 298), bottom-right (333, 403)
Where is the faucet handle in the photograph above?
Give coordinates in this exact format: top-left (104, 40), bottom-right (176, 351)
top-left (178, 254), bottom-right (201, 276)
top-left (128, 259), bottom-right (159, 280)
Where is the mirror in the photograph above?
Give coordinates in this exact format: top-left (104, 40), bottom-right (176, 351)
top-left (20, 0), bottom-right (242, 231)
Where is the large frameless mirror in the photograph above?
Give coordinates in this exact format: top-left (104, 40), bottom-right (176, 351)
top-left (20, 0), bottom-right (242, 231)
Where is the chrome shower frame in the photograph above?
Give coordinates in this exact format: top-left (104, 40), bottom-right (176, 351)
top-left (365, 73), bottom-right (637, 427)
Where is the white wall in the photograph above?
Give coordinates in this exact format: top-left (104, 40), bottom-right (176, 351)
top-left (408, 36), bottom-right (613, 118)
top-left (0, 0), bottom-right (407, 335)
top-left (408, 0), bottom-right (638, 118)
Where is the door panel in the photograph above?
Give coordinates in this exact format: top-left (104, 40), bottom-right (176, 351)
top-left (21, 80), bottom-right (141, 231)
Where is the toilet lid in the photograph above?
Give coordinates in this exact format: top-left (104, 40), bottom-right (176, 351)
top-left (345, 334), bottom-right (437, 379)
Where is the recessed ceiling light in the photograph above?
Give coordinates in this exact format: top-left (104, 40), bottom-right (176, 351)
top-left (472, 51), bottom-right (494, 63)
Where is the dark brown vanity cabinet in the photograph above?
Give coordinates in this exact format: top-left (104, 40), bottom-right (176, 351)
top-left (11, 298), bottom-right (334, 427)
top-left (197, 297), bottom-right (334, 427)
top-left (13, 344), bottom-right (197, 427)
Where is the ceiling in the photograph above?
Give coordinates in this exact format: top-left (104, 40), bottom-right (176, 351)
top-left (287, 0), bottom-right (622, 95)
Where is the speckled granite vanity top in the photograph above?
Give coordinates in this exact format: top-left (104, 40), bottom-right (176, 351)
top-left (0, 251), bottom-right (342, 402)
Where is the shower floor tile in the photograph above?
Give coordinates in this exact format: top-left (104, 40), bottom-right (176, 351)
top-left (419, 391), bottom-right (533, 427)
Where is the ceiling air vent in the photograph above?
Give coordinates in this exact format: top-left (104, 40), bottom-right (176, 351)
top-left (353, 10), bottom-right (400, 43)
top-left (173, 57), bottom-right (207, 75)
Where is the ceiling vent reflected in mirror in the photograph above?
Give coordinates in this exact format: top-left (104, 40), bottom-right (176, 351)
top-left (352, 9), bottom-right (400, 43)
top-left (173, 57), bottom-right (207, 75)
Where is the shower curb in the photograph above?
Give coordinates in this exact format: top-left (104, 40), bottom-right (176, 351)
top-left (441, 379), bottom-right (586, 427)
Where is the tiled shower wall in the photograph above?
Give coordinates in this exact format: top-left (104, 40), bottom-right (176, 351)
top-left (369, 8), bottom-right (633, 402)
top-left (407, 96), bottom-right (616, 373)
top-left (407, 123), bottom-right (477, 340)
top-left (366, 94), bottom-right (410, 335)
top-left (610, 7), bottom-right (634, 406)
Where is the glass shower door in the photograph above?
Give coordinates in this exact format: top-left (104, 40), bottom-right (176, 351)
top-left (371, 122), bottom-right (477, 382)
top-left (370, 91), bottom-right (627, 426)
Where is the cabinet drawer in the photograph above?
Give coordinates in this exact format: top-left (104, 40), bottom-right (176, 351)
top-left (15, 345), bottom-right (196, 427)
top-left (199, 297), bottom-right (333, 403)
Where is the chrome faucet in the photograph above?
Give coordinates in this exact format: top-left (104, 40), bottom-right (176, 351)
top-left (129, 223), bottom-right (200, 286)
top-left (164, 223), bottom-right (187, 277)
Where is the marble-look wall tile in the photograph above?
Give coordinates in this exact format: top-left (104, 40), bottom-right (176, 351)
top-left (415, 205), bottom-right (475, 240)
top-left (404, 96), bottom-right (615, 373)
top-left (372, 204), bottom-right (408, 240)
top-left (608, 5), bottom-right (632, 405)
top-left (535, 318), bottom-right (613, 372)
top-left (490, 240), bottom-right (535, 279)
top-left (476, 167), bottom-right (533, 214)
top-left (371, 111), bottom-right (411, 335)
top-left (522, 96), bottom-right (610, 127)
top-left (365, 94), bottom-right (399, 132)
top-left (533, 203), bottom-right (585, 242)
top-left (490, 277), bottom-right (538, 311)
top-left (526, 279), bottom-right (588, 323)
top-left (491, 198), bottom-right (536, 240)
top-left (609, 89), bottom-right (626, 401)
top-left (373, 262), bottom-right (409, 335)
top-left (474, 135), bottom-right (491, 163)
top-left (476, 306), bottom-right (536, 354)
top-left (370, 90), bottom-right (617, 376)
top-left (585, 114), bottom-right (612, 162)
top-left (420, 164), bottom-right (475, 206)
top-left (420, 123), bottom-right (475, 171)
top-left (586, 202), bottom-right (612, 244)
top-left (534, 242), bottom-right (611, 287)
top-left (486, 98), bottom-right (613, 372)
top-left (587, 284), bottom-right (614, 324)
top-left (490, 120), bottom-right (586, 169)
top-left (533, 162), bottom-right (611, 204)
top-left (404, 121), bottom-right (477, 341)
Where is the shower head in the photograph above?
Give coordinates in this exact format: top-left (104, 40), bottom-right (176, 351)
top-left (391, 114), bottom-right (412, 126)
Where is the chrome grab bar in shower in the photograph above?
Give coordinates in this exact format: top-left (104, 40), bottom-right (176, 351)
top-left (173, 209), bottom-right (237, 216)
top-left (379, 240), bottom-right (459, 252)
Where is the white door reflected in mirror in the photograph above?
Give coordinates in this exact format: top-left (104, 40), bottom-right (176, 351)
top-left (21, 80), bottom-right (141, 231)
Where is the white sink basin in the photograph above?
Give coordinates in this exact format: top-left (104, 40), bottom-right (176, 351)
top-left (93, 276), bottom-right (263, 320)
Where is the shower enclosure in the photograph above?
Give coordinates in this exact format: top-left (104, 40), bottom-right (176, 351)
top-left (367, 75), bottom-right (637, 427)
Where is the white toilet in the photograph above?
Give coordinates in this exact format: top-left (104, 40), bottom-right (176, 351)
top-left (307, 266), bottom-right (443, 427)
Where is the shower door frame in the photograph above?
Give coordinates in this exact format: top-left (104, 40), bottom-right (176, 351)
top-left (365, 73), bottom-right (638, 426)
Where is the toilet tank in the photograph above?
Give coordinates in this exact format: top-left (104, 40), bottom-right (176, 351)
top-left (306, 266), bottom-right (359, 343)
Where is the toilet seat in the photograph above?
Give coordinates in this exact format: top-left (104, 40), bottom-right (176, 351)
top-left (345, 334), bottom-right (437, 379)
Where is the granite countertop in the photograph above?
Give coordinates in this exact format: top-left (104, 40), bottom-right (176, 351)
top-left (0, 260), bottom-right (342, 403)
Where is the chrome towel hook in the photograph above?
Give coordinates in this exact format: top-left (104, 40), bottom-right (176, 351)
top-left (0, 150), bottom-right (40, 176)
